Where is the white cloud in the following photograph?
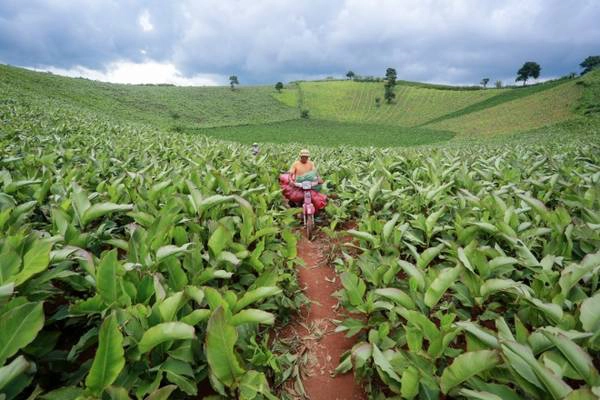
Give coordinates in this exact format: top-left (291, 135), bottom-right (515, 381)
top-left (29, 61), bottom-right (223, 86)
top-left (3, 0), bottom-right (600, 84)
top-left (138, 10), bottom-right (154, 32)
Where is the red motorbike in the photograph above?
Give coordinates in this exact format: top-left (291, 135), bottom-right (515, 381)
top-left (292, 179), bottom-right (320, 239)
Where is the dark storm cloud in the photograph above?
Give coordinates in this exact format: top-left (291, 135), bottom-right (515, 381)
top-left (1, 0), bottom-right (599, 85)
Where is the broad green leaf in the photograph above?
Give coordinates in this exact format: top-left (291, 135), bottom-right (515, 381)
top-left (13, 241), bottom-right (52, 286)
top-left (0, 283), bottom-right (15, 299)
top-left (401, 366), bottom-right (419, 399)
top-left (457, 389), bottom-right (502, 400)
top-left (197, 194), bottom-right (235, 215)
top-left (347, 229), bottom-right (377, 244)
top-left (580, 292), bottom-right (600, 332)
top-left (81, 203), bottom-right (133, 226)
top-left (564, 388), bottom-right (598, 400)
top-left (208, 225), bottom-right (231, 257)
top-left (0, 300), bottom-right (44, 365)
top-left (96, 250), bottom-right (120, 306)
top-left (501, 340), bottom-right (572, 399)
top-left (231, 309), bottom-right (275, 326)
top-left (374, 288), bottom-right (416, 309)
top-left (85, 313), bottom-right (125, 395)
top-left (233, 286), bottom-right (281, 313)
top-left (71, 182), bottom-right (91, 224)
top-left (138, 322), bottom-right (195, 353)
top-left (383, 213), bottom-right (400, 242)
top-left (480, 279), bottom-right (532, 299)
top-left (527, 298), bottom-right (563, 324)
top-left (559, 252), bottom-right (600, 298)
top-left (397, 259), bottom-right (425, 291)
top-left (239, 370), bottom-right (277, 400)
top-left (205, 306), bottom-right (245, 387)
top-left (282, 229), bottom-right (297, 259)
top-left (106, 386), bottom-right (131, 400)
top-left (418, 243), bottom-right (445, 269)
top-left (0, 355), bottom-right (30, 391)
top-left (156, 244), bottom-right (191, 262)
top-left (372, 345), bottom-right (401, 384)
top-left (455, 321), bottom-right (499, 349)
top-left (158, 291), bottom-right (186, 322)
top-left (181, 309), bottom-right (211, 325)
top-left (340, 272), bottom-right (366, 307)
top-left (541, 330), bottom-right (599, 386)
top-left (145, 385), bottom-right (177, 400)
top-left (39, 386), bottom-right (84, 400)
top-left (440, 350), bottom-right (500, 393)
top-left (424, 265), bottom-right (461, 308)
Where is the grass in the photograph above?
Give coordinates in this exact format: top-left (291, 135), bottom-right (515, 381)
top-left (190, 119), bottom-right (455, 147)
top-left (1, 64), bottom-right (597, 147)
top-left (272, 78), bottom-right (585, 138)
top-left (0, 64), bottom-right (298, 129)
top-left (428, 80), bottom-right (583, 136)
top-left (275, 81), bottom-right (506, 127)
top-left (418, 78), bottom-right (575, 126)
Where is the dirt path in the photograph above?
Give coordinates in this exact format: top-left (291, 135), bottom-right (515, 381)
top-left (280, 234), bottom-right (366, 400)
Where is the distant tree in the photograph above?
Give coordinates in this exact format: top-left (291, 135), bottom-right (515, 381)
top-left (480, 78), bottom-right (490, 88)
top-left (385, 68), bottom-right (397, 85)
top-left (515, 62), bottom-right (541, 86)
top-left (384, 67), bottom-right (397, 104)
top-left (275, 82), bottom-right (284, 92)
top-left (229, 75), bottom-right (239, 90)
top-left (375, 97), bottom-right (381, 107)
top-left (495, 80), bottom-right (503, 89)
top-left (580, 56), bottom-right (600, 75)
top-left (346, 70), bottom-right (355, 80)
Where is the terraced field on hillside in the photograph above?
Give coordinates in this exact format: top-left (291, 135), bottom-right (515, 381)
top-left (273, 77), bottom-right (585, 136)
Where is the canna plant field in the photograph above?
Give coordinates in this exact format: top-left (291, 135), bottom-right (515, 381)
top-left (1, 70), bottom-right (600, 400)
top-left (327, 140), bottom-right (600, 399)
top-left (0, 99), bottom-right (308, 399)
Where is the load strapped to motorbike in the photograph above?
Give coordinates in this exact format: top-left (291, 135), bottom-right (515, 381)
top-left (279, 170), bottom-right (327, 211)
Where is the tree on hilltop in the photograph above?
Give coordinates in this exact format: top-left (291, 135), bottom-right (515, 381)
top-left (480, 78), bottom-right (490, 88)
top-left (384, 67), bottom-right (397, 104)
top-left (385, 68), bottom-right (397, 85)
top-left (229, 75), bottom-right (239, 90)
top-left (515, 62), bottom-right (540, 86)
top-left (346, 70), bottom-right (355, 80)
top-left (275, 82), bottom-right (284, 92)
top-left (580, 56), bottom-right (600, 75)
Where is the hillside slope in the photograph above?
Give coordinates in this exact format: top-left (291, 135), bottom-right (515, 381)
top-left (0, 64), bottom-right (298, 129)
top-left (274, 77), bottom-right (584, 136)
top-left (1, 64), bottom-right (598, 147)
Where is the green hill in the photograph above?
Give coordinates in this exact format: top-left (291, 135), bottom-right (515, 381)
top-left (0, 64), bottom-right (297, 129)
top-left (274, 77), bottom-right (584, 137)
top-left (1, 64), bottom-right (598, 146)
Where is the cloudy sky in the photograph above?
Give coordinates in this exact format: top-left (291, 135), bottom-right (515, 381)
top-left (1, 0), bottom-right (599, 86)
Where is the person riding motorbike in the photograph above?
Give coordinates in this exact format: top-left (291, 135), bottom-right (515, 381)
top-left (289, 149), bottom-right (323, 184)
top-left (279, 149), bottom-right (327, 212)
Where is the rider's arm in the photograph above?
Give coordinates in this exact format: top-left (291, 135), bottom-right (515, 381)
top-left (289, 162), bottom-right (297, 181)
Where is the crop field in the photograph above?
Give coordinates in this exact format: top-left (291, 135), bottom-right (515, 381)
top-left (0, 64), bottom-right (298, 129)
top-left (1, 65), bottom-right (600, 400)
top-left (276, 81), bottom-right (507, 127)
top-left (272, 78), bottom-right (580, 135)
top-left (191, 119), bottom-right (454, 147)
top-left (429, 81), bottom-right (583, 136)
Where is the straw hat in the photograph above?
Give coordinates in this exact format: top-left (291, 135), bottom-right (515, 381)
top-left (299, 149), bottom-right (310, 157)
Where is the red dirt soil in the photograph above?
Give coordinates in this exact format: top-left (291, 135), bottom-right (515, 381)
top-left (284, 234), bottom-right (367, 400)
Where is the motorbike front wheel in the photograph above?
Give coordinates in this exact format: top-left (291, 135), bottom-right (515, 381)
top-left (306, 214), bottom-right (314, 240)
